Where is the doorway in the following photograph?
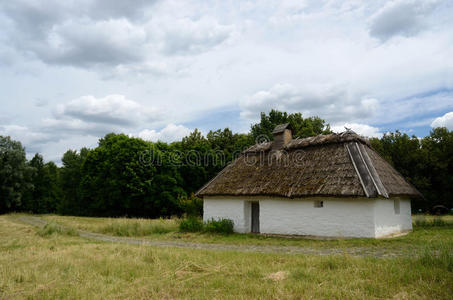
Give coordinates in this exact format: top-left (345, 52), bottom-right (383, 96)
top-left (251, 202), bottom-right (260, 233)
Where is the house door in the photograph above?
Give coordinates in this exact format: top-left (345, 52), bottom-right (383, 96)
top-left (251, 202), bottom-right (260, 233)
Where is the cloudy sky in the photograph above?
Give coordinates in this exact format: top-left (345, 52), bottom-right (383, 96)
top-left (1, 0), bottom-right (452, 162)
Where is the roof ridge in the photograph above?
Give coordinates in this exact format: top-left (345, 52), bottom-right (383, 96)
top-left (286, 131), bottom-right (370, 150)
top-left (243, 131), bottom-right (370, 154)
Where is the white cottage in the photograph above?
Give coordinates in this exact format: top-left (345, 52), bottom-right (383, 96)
top-left (196, 124), bottom-right (422, 238)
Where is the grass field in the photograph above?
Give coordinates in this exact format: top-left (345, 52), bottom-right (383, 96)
top-left (1, 214), bottom-right (452, 299)
top-left (41, 214), bottom-right (453, 253)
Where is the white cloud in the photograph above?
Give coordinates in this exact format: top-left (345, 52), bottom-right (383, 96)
top-left (39, 18), bottom-right (148, 66)
top-left (1, 0), bottom-right (452, 162)
top-left (369, 0), bottom-right (440, 41)
top-left (431, 112), bottom-right (453, 129)
top-left (54, 94), bottom-right (159, 126)
top-left (240, 83), bottom-right (379, 123)
top-left (150, 16), bottom-right (235, 55)
top-left (133, 124), bottom-right (191, 142)
top-left (0, 124), bottom-right (53, 151)
top-left (331, 123), bottom-right (383, 138)
top-left (40, 94), bottom-right (163, 138)
top-left (1, 1), bottom-right (235, 72)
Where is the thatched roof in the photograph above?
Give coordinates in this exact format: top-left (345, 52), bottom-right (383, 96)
top-left (196, 130), bottom-right (422, 199)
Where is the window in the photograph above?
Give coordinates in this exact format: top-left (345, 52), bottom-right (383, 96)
top-left (314, 200), bottom-right (324, 208)
top-left (394, 199), bottom-right (400, 215)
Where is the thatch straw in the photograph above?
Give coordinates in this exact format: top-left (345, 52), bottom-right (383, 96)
top-left (197, 131), bottom-right (421, 199)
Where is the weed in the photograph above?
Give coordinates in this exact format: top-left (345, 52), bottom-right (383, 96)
top-left (37, 223), bottom-right (78, 237)
top-left (419, 243), bottom-right (453, 272)
top-left (203, 218), bottom-right (234, 235)
top-left (100, 221), bottom-right (173, 236)
top-left (179, 217), bottom-right (203, 232)
top-left (179, 218), bottom-right (234, 234)
top-left (413, 215), bottom-right (451, 228)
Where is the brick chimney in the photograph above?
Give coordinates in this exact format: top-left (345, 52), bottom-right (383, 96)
top-left (272, 123), bottom-right (292, 150)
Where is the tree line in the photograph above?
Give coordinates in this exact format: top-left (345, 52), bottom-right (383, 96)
top-left (0, 110), bottom-right (451, 216)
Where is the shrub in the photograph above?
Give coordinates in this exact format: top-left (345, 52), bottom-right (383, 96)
top-left (179, 217), bottom-right (204, 232)
top-left (203, 218), bottom-right (234, 235)
top-left (180, 194), bottom-right (203, 217)
top-left (37, 222), bottom-right (78, 237)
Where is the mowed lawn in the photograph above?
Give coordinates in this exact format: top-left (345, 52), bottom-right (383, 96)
top-left (0, 215), bottom-right (452, 299)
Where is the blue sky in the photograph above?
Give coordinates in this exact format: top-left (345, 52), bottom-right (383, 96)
top-left (0, 0), bottom-right (452, 162)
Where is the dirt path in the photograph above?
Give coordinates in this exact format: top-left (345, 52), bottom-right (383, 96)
top-left (15, 215), bottom-right (405, 258)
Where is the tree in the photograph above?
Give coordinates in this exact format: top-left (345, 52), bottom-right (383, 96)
top-left (0, 136), bottom-right (33, 213)
top-left (250, 110), bottom-right (331, 142)
top-left (370, 128), bottom-right (453, 212)
top-left (420, 127), bottom-right (453, 210)
top-left (172, 130), bottom-right (212, 196)
top-left (79, 133), bottom-right (185, 217)
top-left (58, 148), bottom-right (90, 215)
top-left (23, 154), bottom-right (61, 213)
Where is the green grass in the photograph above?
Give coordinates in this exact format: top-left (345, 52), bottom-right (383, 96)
top-left (203, 218), bottom-right (234, 234)
top-left (179, 216), bottom-right (203, 232)
top-left (414, 215), bottom-right (453, 227)
top-left (179, 217), bottom-right (234, 234)
top-left (41, 215), bottom-right (180, 237)
top-left (99, 220), bottom-right (175, 236)
top-left (37, 222), bottom-right (79, 237)
top-left (40, 214), bottom-right (453, 255)
top-left (1, 215), bottom-right (452, 299)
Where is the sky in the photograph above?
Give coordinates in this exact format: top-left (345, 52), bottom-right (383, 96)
top-left (0, 0), bottom-right (452, 162)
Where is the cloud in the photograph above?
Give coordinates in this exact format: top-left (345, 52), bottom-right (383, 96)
top-left (374, 90), bottom-right (453, 126)
top-left (152, 16), bottom-right (234, 55)
top-left (38, 19), bottom-right (148, 67)
top-left (1, 0), bottom-right (452, 162)
top-left (0, 0), bottom-right (234, 72)
top-left (0, 124), bottom-right (53, 151)
top-left (55, 95), bottom-right (158, 126)
top-left (369, 0), bottom-right (439, 41)
top-left (43, 95), bottom-right (162, 136)
top-left (133, 124), bottom-right (191, 142)
top-left (240, 83), bottom-right (378, 123)
top-left (331, 123), bottom-right (383, 138)
top-left (431, 111), bottom-right (453, 129)
top-left (87, 0), bottom-right (156, 21)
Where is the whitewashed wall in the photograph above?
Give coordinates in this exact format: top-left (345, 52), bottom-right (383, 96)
top-left (260, 197), bottom-right (376, 238)
top-left (374, 198), bottom-right (412, 237)
top-left (203, 197), bottom-right (250, 233)
top-left (203, 196), bottom-right (412, 238)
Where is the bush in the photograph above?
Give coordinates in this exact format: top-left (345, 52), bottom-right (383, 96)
top-left (178, 217), bottom-right (234, 234)
top-left (37, 222), bottom-right (78, 237)
top-left (203, 218), bottom-right (234, 235)
top-left (180, 194), bottom-right (203, 217)
top-left (179, 217), bottom-right (204, 232)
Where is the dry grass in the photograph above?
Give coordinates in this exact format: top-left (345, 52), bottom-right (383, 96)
top-left (413, 214), bottom-right (453, 227)
top-left (40, 214), bottom-right (453, 253)
top-left (41, 215), bottom-right (180, 236)
top-left (1, 215), bottom-right (453, 299)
